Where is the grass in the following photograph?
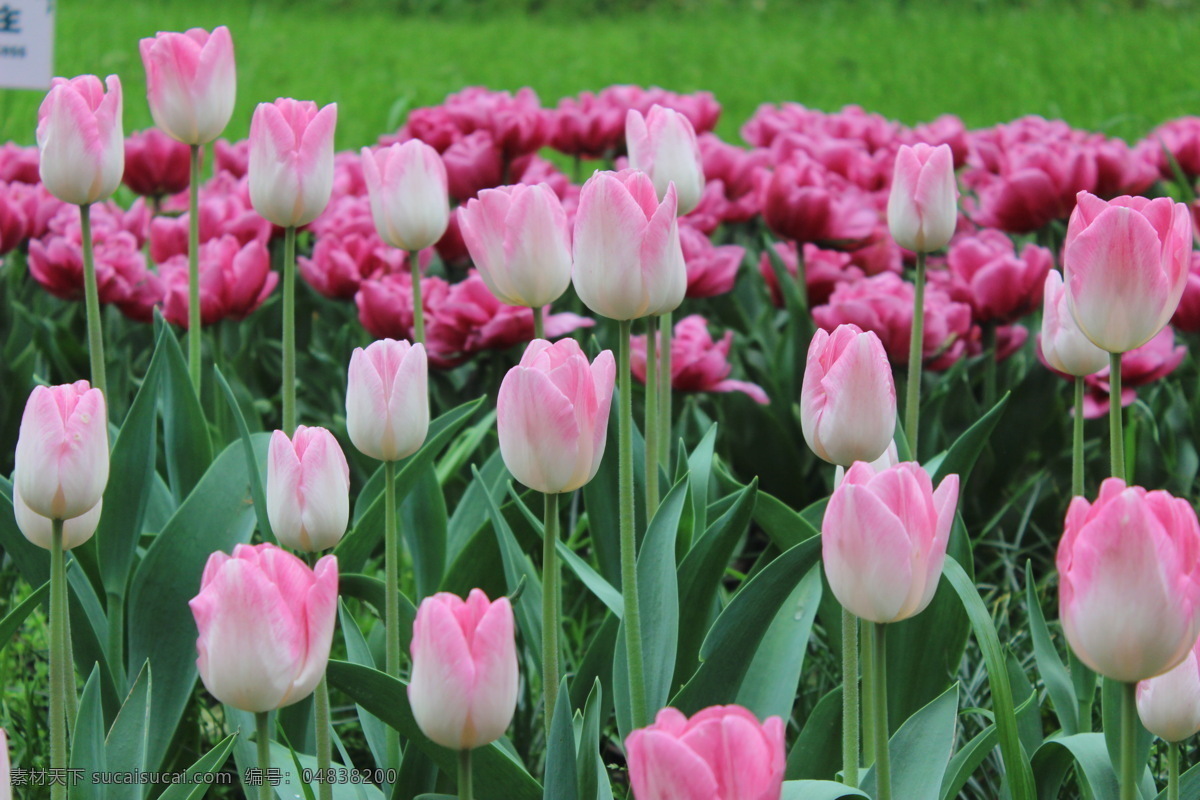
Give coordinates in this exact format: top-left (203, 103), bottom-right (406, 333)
top-left (2, 1), bottom-right (1199, 149)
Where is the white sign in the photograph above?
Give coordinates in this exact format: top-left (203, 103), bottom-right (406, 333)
top-left (0, 0), bottom-right (52, 90)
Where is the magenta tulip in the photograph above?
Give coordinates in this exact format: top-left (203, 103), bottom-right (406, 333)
top-left (625, 705), bottom-right (785, 800)
top-left (887, 143), bottom-right (957, 253)
top-left (408, 589), bottom-right (519, 750)
top-left (123, 128), bottom-right (192, 198)
top-left (345, 338), bottom-right (429, 462)
top-left (13, 485), bottom-right (101, 551)
top-left (497, 338), bottom-right (615, 494)
top-left (139, 27), bottom-right (236, 146)
top-left (14, 381), bottom-right (108, 521)
top-left (630, 314), bottom-right (768, 404)
top-left (249, 98), bottom-right (337, 228)
top-left (1137, 637), bottom-right (1200, 743)
top-left (267, 426), bottom-right (351, 552)
top-left (189, 543), bottom-right (337, 712)
top-left (36, 75), bottom-right (124, 206)
top-left (361, 140), bottom-right (450, 251)
top-left (626, 105), bottom-right (705, 215)
top-left (1039, 270), bottom-right (1109, 377)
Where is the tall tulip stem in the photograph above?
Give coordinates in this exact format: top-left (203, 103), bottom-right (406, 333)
top-left (542, 491), bottom-right (560, 738)
top-left (618, 319), bottom-right (649, 729)
top-left (1120, 681), bottom-right (1137, 800)
top-left (533, 305), bottom-right (545, 341)
top-left (1169, 740), bottom-right (1180, 800)
top-left (458, 748), bottom-right (474, 800)
top-left (871, 623), bottom-right (892, 800)
top-left (78, 203), bottom-right (107, 398)
top-left (658, 310), bottom-right (672, 472)
top-left (187, 143), bottom-right (202, 395)
top-left (645, 317), bottom-right (660, 517)
top-left (1073, 376), bottom-right (1085, 497)
top-left (905, 251), bottom-right (926, 457)
top-left (255, 711), bottom-right (272, 800)
top-left (314, 675), bottom-right (332, 800)
top-left (1109, 352), bottom-right (1125, 481)
top-left (384, 459), bottom-right (400, 777)
top-left (410, 250), bottom-right (425, 344)
top-left (842, 607), bottom-right (859, 788)
top-left (282, 225), bottom-right (297, 435)
top-left (49, 519), bottom-right (67, 800)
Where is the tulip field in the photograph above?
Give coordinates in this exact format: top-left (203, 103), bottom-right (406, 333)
top-left (10, 4), bottom-right (1200, 800)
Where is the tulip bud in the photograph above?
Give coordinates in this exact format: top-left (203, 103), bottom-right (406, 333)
top-left (1058, 478), bottom-right (1200, 683)
top-left (625, 105), bottom-right (705, 215)
top-left (625, 705), bottom-right (785, 800)
top-left (13, 484), bottom-right (101, 550)
top-left (189, 543), bottom-right (337, 712)
top-left (346, 339), bottom-right (429, 462)
top-left (572, 169), bottom-right (686, 320)
top-left (801, 324), bottom-right (896, 467)
top-left (36, 75), bottom-right (124, 206)
top-left (834, 441), bottom-right (898, 489)
top-left (408, 589), bottom-right (518, 750)
top-left (267, 426), bottom-right (351, 552)
top-left (459, 183), bottom-right (572, 308)
top-left (1039, 269), bottom-right (1109, 377)
top-left (361, 140), bottom-right (450, 251)
top-left (498, 339), bottom-right (615, 494)
top-left (14, 381), bottom-right (109, 521)
top-left (1136, 639), bottom-right (1200, 743)
top-left (887, 143), bottom-right (957, 253)
top-left (823, 461), bottom-right (959, 624)
top-left (139, 27), bottom-right (236, 146)
top-left (1063, 191), bottom-right (1192, 353)
top-left (249, 98), bottom-right (337, 228)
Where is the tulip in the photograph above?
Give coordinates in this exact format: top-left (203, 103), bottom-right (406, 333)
top-left (139, 27), bottom-right (236, 146)
top-left (459, 183), bottom-right (572, 312)
top-left (626, 105), bottom-right (705, 215)
top-left (887, 143), bottom-right (958, 254)
top-left (190, 544), bottom-right (336, 712)
top-left (14, 381), bottom-right (108, 521)
top-left (13, 484), bottom-right (101, 551)
top-left (408, 589), bottom-right (519, 750)
top-left (625, 705), bottom-right (785, 800)
top-left (1136, 638), bottom-right (1200, 743)
top-left (248, 98), bottom-right (337, 229)
top-left (801, 324), bottom-right (896, 467)
top-left (267, 426), bottom-right (351, 552)
top-left (1039, 270), bottom-right (1109, 377)
top-left (572, 169), bottom-right (686, 320)
top-left (1063, 191), bottom-right (1192, 354)
top-left (630, 314), bottom-right (768, 404)
top-left (345, 338), bottom-right (429, 462)
top-left (160, 235), bottom-right (276, 327)
top-left (362, 140), bottom-right (450, 252)
top-left (123, 128), bottom-right (192, 198)
top-left (36, 75), bottom-right (124, 206)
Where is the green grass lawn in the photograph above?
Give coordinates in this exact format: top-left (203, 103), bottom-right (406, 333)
top-left (2, 1), bottom-right (1198, 149)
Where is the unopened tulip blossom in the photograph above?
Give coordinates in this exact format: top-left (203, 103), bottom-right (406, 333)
top-left (267, 426), bottom-right (351, 553)
top-left (1137, 638), bottom-right (1200, 744)
top-left (139, 27), bottom-right (236, 146)
top-left (626, 104), bottom-right (705, 215)
top-left (12, 486), bottom-right (101, 551)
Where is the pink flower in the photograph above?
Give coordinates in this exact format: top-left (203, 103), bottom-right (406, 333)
top-left (1058, 478), bottom-right (1200, 682)
top-left (823, 460), bottom-right (959, 623)
top-left (442, 130), bottom-right (503, 202)
top-left (249, 98), bottom-right (337, 227)
top-left (213, 137), bottom-right (249, 178)
top-left (626, 105), bottom-right (705, 214)
top-left (758, 155), bottom-right (877, 246)
top-left (139, 26), bottom-right (236, 145)
top-left (189, 543), bottom-right (338, 712)
top-left (625, 705), bottom-right (785, 800)
top-left (549, 92), bottom-right (627, 158)
top-left (0, 182), bottom-right (30, 255)
top-left (937, 230), bottom-right (1052, 323)
top-left (1174, 252), bottom-right (1200, 333)
top-left (0, 142), bottom-right (41, 183)
top-left (361, 140), bottom-right (450, 251)
top-left (887, 143), bottom-right (958, 253)
top-left (631, 315), bottom-right (768, 404)
top-left (36, 75), bottom-right (124, 205)
top-left (408, 589), bottom-right (519, 750)
top-left (758, 240), bottom-right (864, 308)
top-left (697, 134), bottom-right (769, 224)
top-left (1078, 326), bottom-right (1186, 419)
top-left (13, 484), bottom-right (102, 551)
top-left (298, 233), bottom-right (406, 299)
top-left (1137, 638), bottom-right (1200, 743)
top-left (149, 173), bottom-right (270, 263)
top-left (123, 128), bottom-right (193, 198)
top-left (345, 338), bottom-right (429, 462)
top-left (1037, 270), bottom-right (1109, 378)
top-left (267, 426), bottom-right (350, 552)
top-left (161, 235), bottom-right (276, 327)
top-left (680, 225), bottom-right (743, 299)
top-left (1143, 116), bottom-right (1200, 180)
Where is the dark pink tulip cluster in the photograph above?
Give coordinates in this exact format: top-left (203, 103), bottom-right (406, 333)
top-left (930, 230), bottom-right (1053, 323)
top-left (630, 314), bottom-right (768, 404)
top-left (123, 128), bottom-right (192, 199)
top-left (160, 235), bottom-right (277, 328)
top-left (550, 85), bottom-right (720, 159)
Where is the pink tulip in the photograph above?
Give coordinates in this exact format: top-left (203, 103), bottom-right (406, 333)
top-left (14, 381), bottom-right (109, 521)
top-left (139, 27), bottom-right (235, 146)
top-left (346, 338), bottom-right (429, 462)
top-left (249, 98), bottom-right (337, 228)
top-left (1038, 270), bottom-right (1110, 377)
top-left (758, 156), bottom-right (876, 246)
top-left (298, 232), bottom-right (405, 299)
top-left (361, 141), bottom-right (450, 251)
top-left (36, 75), bottom-right (124, 206)
top-left (123, 128), bottom-right (192, 198)
top-left (1078, 326), bottom-right (1186, 419)
top-left (149, 173), bottom-right (270, 263)
top-left (887, 143), bottom-right (957, 253)
top-left (625, 705), bottom-right (785, 800)
top-left (550, 92), bottom-right (626, 159)
top-left (190, 543), bottom-right (337, 712)
top-left (939, 230), bottom-right (1052, 323)
top-left (0, 184), bottom-right (28, 255)
top-left (680, 224), bottom-right (743, 299)
top-left (214, 137), bottom-right (250, 178)
top-left (801, 324), bottom-right (896, 467)
top-left (160, 235), bottom-right (276, 327)
top-left (1136, 637), bottom-right (1200, 743)
top-left (1063, 192), bottom-right (1192, 353)
top-left (823, 461), bottom-right (959, 623)
top-left (626, 105), bottom-right (705, 214)
top-left (442, 131), bottom-right (503, 202)
top-left (1171, 252), bottom-right (1200, 333)
top-left (1058, 478), bottom-right (1200, 682)
top-left (13, 484), bottom-right (101, 551)
top-left (630, 315), bottom-right (769, 404)
top-left (497, 339), bottom-right (615, 494)
top-left (408, 589), bottom-right (519, 750)
top-left (267, 426), bottom-right (350, 552)
top-left (0, 142), bottom-right (41, 184)
top-left (572, 169), bottom-right (686, 320)
top-left (459, 183), bottom-right (571, 308)
top-left (758, 240), bottom-right (864, 309)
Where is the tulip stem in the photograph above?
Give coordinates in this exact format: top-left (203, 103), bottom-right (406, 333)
top-left (645, 317), bottom-right (660, 518)
top-left (1169, 741), bottom-right (1180, 800)
top-left (1073, 376), bottom-right (1085, 497)
top-left (78, 203), bottom-right (107, 398)
top-left (384, 459), bottom-right (401, 779)
top-left (533, 305), bottom-right (545, 341)
top-left (187, 143), bottom-right (202, 395)
top-left (842, 607), bottom-right (859, 788)
top-left (904, 251), bottom-right (926, 458)
top-left (458, 748), bottom-right (473, 800)
top-left (1120, 681), bottom-right (1137, 800)
top-left (50, 519), bottom-right (67, 800)
top-left (255, 711), bottom-right (272, 800)
top-left (618, 318), bottom-right (649, 729)
top-left (1109, 352), bottom-right (1125, 481)
top-left (542, 491), bottom-right (560, 739)
top-left (658, 310), bottom-right (672, 473)
top-left (410, 250), bottom-right (425, 344)
top-left (314, 675), bottom-right (332, 800)
top-left (282, 225), bottom-right (297, 435)
top-left (871, 623), bottom-right (892, 800)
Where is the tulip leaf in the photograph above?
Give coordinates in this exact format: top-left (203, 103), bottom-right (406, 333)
top-left (435, 407), bottom-right (497, 486)
top-left (683, 422), bottom-right (718, 550)
top-left (0, 578), bottom-right (49, 652)
top-left (785, 686), bottom-right (843, 781)
top-left (158, 321), bottom-right (212, 504)
top-left (940, 721), bottom-right (999, 800)
top-left (544, 678), bottom-right (579, 800)
top-left (576, 680), bottom-right (611, 800)
top-left (104, 661), bottom-right (152, 800)
top-left (401, 462), bottom-right (448, 600)
top-left (569, 614), bottom-right (619, 720)
top-left (780, 781), bottom-right (869, 799)
top-left (1031, 733), bottom-right (1120, 800)
top-left (581, 403), bottom-right (648, 587)
top-left (1155, 760), bottom-right (1200, 800)
top-left (339, 599), bottom-right (388, 771)
top-left (447, 448), bottom-right (508, 561)
top-left (1024, 561), bottom-right (1079, 735)
top-left (924, 391), bottom-right (1010, 486)
top-left (215, 366), bottom-right (273, 542)
top-left (70, 665), bottom-right (106, 800)
top-left (327, 661), bottom-right (542, 800)
top-left (860, 683), bottom-right (958, 800)
top-left (155, 733), bottom-right (238, 800)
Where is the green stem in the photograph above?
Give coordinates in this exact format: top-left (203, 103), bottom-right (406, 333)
top-left (188, 143), bottom-right (202, 395)
top-left (542, 492), bottom-right (560, 738)
top-left (533, 305), bottom-right (545, 341)
top-left (314, 675), bottom-right (332, 800)
top-left (982, 322), bottom-right (997, 410)
top-left (1120, 681), bottom-right (1137, 800)
top-left (1073, 376), bottom-right (1085, 497)
top-left (458, 748), bottom-right (473, 800)
top-left (410, 250), bottom-right (425, 344)
top-left (905, 251), bottom-right (926, 459)
top-left (63, 574), bottom-right (76, 728)
top-left (78, 203), bottom-right (107, 397)
top-left (842, 607), bottom-right (859, 788)
top-left (384, 460), bottom-right (400, 777)
top-left (1109, 352), bottom-right (1125, 481)
top-left (861, 619), bottom-right (876, 766)
top-left (872, 623), bottom-right (892, 800)
top-left (658, 310), bottom-right (672, 472)
top-left (256, 711), bottom-right (271, 800)
top-left (50, 519), bottom-right (66, 800)
top-left (282, 225), bottom-right (297, 435)
top-left (618, 319), bottom-right (649, 729)
top-left (1169, 740), bottom-right (1180, 800)
top-left (645, 316), bottom-right (660, 518)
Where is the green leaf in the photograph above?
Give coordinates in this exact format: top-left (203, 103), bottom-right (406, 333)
top-left (780, 780), bottom-right (868, 799)
top-left (557, 539), bottom-right (623, 618)
top-left (156, 733), bottom-right (238, 800)
top-left (1024, 561), bottom-right (1078, 735)
top-left (925, 391), bottom-right (1010, 486)
top-left (158, 322), bottom-right (212, 503)
top-left (544, 679), bottom-right (578, 800)
top-left (104, 661), bottom-right (152, 800)
top-left (940, 722), bottom-right (998, 800)
top-left (435, 407), bottom-right (497, 486)
top-left (683, 423), bottom-right (718, 550)
top-left (447, 448), bottom-right (507, 560)
top-left (400, 462), bottom-right (448, 600)
top-left (69, 666), bottom-right (106, 800)
top-left (753, 485), bottom-right (820, 552)
top-left (786, 686), bottom-right (842, 781)
top-left (338, 599), bottom-right (387, 771)
top-left (1031, 733), bottom-right (1118, 800)
top-left (0, 579), bottom-right (49, 651)
top-left (576, 680), bottom-right (609, 800)
top-left (215, 366), bottom-right (273, 542)
top-left (861, 684), bottom-right (959, 800)
top-left (327, 661), bottom-right (542, 800)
